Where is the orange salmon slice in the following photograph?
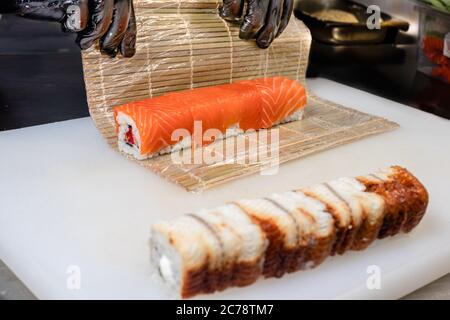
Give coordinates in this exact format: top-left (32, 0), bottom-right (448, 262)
top-left (114, 77), bottom-right (307, 159)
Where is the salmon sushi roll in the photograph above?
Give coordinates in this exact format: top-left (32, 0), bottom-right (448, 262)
top-left (114, 77), bottom-right (307, 160)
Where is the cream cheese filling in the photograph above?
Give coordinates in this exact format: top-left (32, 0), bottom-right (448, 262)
top-left (159, 255), bottom-right (175, 285)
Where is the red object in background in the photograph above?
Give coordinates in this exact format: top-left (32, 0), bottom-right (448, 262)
top-left (423, 36), bottom-right (450, 83)
top-left (432, 67), bottom-right (450, 83)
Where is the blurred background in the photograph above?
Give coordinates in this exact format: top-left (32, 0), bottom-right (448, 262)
top-left (0, 11), bottom-right (86, 131)
top-left (0, 0), bottom-right (449, 131)
top-left (304, 0), bottom-right (449, 119)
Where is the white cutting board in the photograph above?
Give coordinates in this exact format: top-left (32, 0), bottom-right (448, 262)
top-left (1, 78), bottom-right (449, 300)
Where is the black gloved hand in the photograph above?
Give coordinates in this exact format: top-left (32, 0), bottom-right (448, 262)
top-left (220, 0), bottom-right (294, 49)
top-left (11, 0), bottom-right (136, 58)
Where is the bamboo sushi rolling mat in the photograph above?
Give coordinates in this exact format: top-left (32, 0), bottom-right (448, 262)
top-left (81, 0), bottom-right (399, 192)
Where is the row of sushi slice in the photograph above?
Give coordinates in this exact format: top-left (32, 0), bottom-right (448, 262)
top-left (150, 166), bottom-right (429, 298)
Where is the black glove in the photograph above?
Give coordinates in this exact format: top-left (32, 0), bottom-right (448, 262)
top-left (220, 0), bottom-right (294, 49)
top-left (10, 0), bottom-right (136, 58)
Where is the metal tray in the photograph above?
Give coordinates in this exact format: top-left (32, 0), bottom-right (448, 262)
top-left (294, 0), bottom-right (410, 45)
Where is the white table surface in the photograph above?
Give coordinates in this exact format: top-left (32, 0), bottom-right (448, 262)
top-left (1, 78), bottom-right (449, 299)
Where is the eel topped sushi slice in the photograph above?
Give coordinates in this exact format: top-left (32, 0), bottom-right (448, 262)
top-left (150, 204), bottom-right (267, 298)
top-left (149, 166), bottom-right (428, 298)
top-left (114, 77), bottom-right (307, 160)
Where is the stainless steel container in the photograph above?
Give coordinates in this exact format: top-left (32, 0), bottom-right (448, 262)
top-left (294, 0), bottom-right (410, 44)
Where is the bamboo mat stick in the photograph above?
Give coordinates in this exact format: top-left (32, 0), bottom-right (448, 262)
top-left (85, 65), bottom-right (297, 94)
top-left (83, 56), bottom-right (301, 75)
